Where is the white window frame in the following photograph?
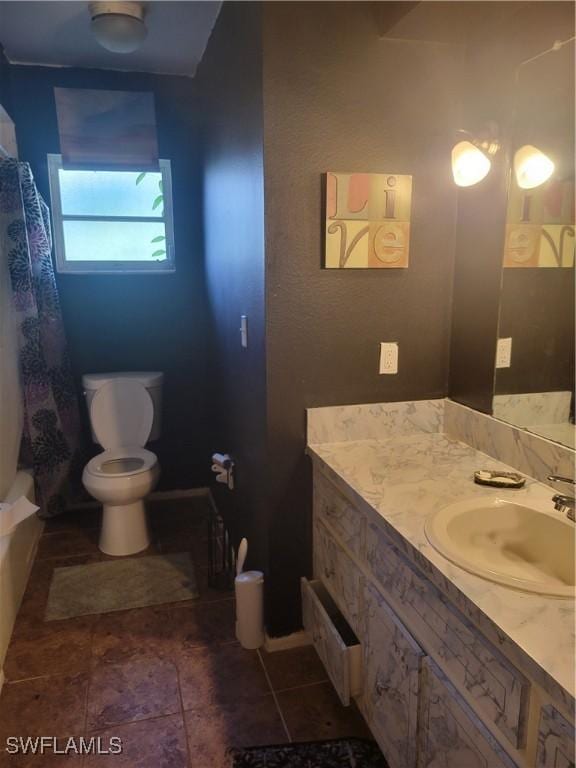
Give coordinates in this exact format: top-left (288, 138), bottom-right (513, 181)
top-left (47, 154), bottom-right (176, 274)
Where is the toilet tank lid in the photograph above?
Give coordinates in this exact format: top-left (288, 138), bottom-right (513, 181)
top-left (83, 372), bottom-right (163, 390)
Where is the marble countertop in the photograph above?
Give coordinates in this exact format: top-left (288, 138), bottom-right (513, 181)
top-left (308, 431), bottom-right (575, 710)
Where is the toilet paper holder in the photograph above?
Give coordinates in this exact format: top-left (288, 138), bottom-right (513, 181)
top-left (211, 453), bottom-right (234, 490)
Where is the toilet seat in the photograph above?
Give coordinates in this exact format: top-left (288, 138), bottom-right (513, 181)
top-left (85, 447), bottom-right (157, 478)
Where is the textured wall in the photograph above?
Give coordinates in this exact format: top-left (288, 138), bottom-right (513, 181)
top-left (8, 65), bottom-right (211, 491)
top-left (195, 3), bottom-right (269, 570)
top-left (262, 2), bottom-right (463, 634)
top-left (0, 45), bottom-right (11, 114)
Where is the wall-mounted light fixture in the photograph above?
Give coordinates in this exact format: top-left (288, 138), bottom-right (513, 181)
top-left (451, 141), bottom-right (491, 187)
top-left (89, 2), bottom-right (147, 54)
top-left (451, 129), bottom-right (500, 188)
top-left (513, 145), bottom-right (555, 189)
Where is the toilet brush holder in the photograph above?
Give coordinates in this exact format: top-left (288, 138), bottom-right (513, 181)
top-left (235, 570), bottom-right (264, 649)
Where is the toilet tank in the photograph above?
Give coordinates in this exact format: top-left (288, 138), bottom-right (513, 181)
top-left (82, 372), bottom-right (163, 444)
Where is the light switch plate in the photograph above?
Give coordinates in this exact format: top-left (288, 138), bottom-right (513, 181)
top-left (496, 337), bottom-right (512, 368)
top-left (380, 342), bottom-right (398, 374)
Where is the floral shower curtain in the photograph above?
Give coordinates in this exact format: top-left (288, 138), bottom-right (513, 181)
top-left (0, 158), bottom-right (80, 517)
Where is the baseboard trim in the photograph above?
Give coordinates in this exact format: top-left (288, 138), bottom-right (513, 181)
top-left (149, 487), bottom-right (210, 501)
top-left (69, 487), bottom-right (211, 511)
top-left (264, 630), bottom-right (311, 653)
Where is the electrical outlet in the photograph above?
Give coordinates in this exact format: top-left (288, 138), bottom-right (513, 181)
top-left (496, 337), bottom-right (512, 368)
top-left (379, 342), bottom-right (398, 374)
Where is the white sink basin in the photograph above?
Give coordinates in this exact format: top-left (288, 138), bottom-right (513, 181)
top-left (425, 498), bottom-right (575, 598)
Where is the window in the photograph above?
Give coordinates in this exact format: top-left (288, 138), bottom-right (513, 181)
top-left (47, 154), bottom-right (175, 274)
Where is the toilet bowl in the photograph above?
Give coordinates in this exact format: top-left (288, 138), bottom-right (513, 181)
top-left (83, 447), bottom-right (159, 556)
top-left (81, 375), bottom-right (162, 556)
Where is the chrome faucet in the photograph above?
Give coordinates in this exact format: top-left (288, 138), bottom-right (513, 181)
top-left (548, 475), bottom-right (576, 522)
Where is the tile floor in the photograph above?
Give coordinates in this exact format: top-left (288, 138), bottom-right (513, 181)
top-left (0, 496), bottom-right (369, 767)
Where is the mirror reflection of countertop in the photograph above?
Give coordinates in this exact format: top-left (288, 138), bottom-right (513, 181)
top-left (307, 430), bottom-right (575, 711)
top-left (526, 422), bottom-right (576, 450)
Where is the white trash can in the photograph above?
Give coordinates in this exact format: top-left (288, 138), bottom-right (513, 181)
top-left (235, 570), bottom-right (264, 649)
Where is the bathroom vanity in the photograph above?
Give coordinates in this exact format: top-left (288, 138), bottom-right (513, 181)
top-left (304, 399), bottom-right (575, 768)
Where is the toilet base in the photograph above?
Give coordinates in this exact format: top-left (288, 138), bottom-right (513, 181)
top-left (99, 500), bottom-right (150, 556)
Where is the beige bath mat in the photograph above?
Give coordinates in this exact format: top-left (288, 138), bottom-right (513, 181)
top-left (45, 552), bottom-right (199, 621)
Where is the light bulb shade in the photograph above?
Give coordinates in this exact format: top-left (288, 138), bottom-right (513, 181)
top-left (90, 2), bottom-right (147, 53)
top-left (451, 140), bottom-right (491, 187)
top-left (513, 145), bottom-right (555, 189)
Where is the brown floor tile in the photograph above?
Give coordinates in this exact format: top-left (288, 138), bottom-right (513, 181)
top-left (44, 507), bottom-right (101, 533)
top-left (17, 554), bottom-right (100, 623)
top-left (184, 695), bottom-right (286, 768)
top-left (195, 567), bottom-right (234, 603)
top-left (0, 674), bottom-right (88, 741)
top-left (4, 614), bottom-right (95, 682)
top-left (0, 743), bottom-right (84, 768)
top-left (277, 681), bottom-right (370, 742)
top-left (36, 529), bottom-right (100, 560)
top-left (98, 535), bottom-right (163, 561)
top-left (84, 714), bottom-right (189, 768)
top-left (92, 605), bottom-right (176, 665)
top-left (172, 600), bottom-right (236, 651)
top-left (158, 533), bottom-right (210, 566)
top-left (259, 646), bottom-right (327, 691)
top-left (87, 657), bottom-right (180, 730)
top-left (178, 643), bottom-right (270, 711)
top-left (148, 496), bottom-right (211, 534)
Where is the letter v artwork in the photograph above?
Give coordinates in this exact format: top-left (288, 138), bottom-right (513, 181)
top-left (325, 172), bottom-right (413, 268)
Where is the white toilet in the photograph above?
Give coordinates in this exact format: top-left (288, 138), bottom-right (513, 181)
top-left (81, 372), bottom-right (163, 556)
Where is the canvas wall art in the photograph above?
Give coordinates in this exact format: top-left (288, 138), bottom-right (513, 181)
top-left (503, 178), bottom-right (575, 268)
top-left (324, 172), bottom-right (413, 269)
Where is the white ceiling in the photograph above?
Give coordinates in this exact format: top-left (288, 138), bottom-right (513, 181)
top-left (0, 1), bottom-right (221, 76)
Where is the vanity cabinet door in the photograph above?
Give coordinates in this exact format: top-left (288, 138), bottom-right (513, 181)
top-left (313, 519), bottom-right (363, 634)
top-left (361, 582), bottom-right (424, 768)
top-left (536, 705), bottom-right (575, 768)
top-left (419, 659), bottom-right (519, 768)
top-left (314, 469), bottom-right (365, 558)
top-left (366, 521), bottom-right (529, 749)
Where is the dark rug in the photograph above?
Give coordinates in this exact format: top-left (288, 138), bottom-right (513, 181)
top-left (228, 738), bottom-right (388, 767)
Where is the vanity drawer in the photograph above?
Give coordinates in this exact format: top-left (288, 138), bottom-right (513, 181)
top-left (419, 659), bottom-right (520, 768)
top-left (536, 705), bottom-right (575, 768)
top-left (314, 470), bottom-right (365, 558)
top-left (366, 522), bottom-right (529, 749)
top-left (361, 581), bottom-right (424, 768)
top-left (301, 577), bottom-right (362, 706)
top-left (314, 519), bottom-right (363, 634)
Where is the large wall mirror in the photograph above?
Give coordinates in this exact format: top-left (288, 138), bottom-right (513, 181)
top-left (493, 39), bottom-right (575, 448)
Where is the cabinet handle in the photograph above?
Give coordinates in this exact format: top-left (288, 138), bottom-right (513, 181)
top-left (375, 680), bottom-right (389, 696)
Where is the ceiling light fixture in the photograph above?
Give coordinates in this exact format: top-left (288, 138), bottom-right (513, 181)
top-left (513, 145), bottom-right (555, 189)
top-left (89, 2), bottom-right (147, 54)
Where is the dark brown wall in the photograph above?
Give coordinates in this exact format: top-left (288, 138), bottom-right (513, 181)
top-left (8, 65), bottom-right (212, 491)
top-left (195, 3), bottom-right (269, 570)
top-left (449, 2), bottom-right (575, 412)
top-left (497, 269), bottom-right (575, 394)
top-left (0, 45), bottom-right (11, 114)
top-left (262, 2), bottom-right (463, 634)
